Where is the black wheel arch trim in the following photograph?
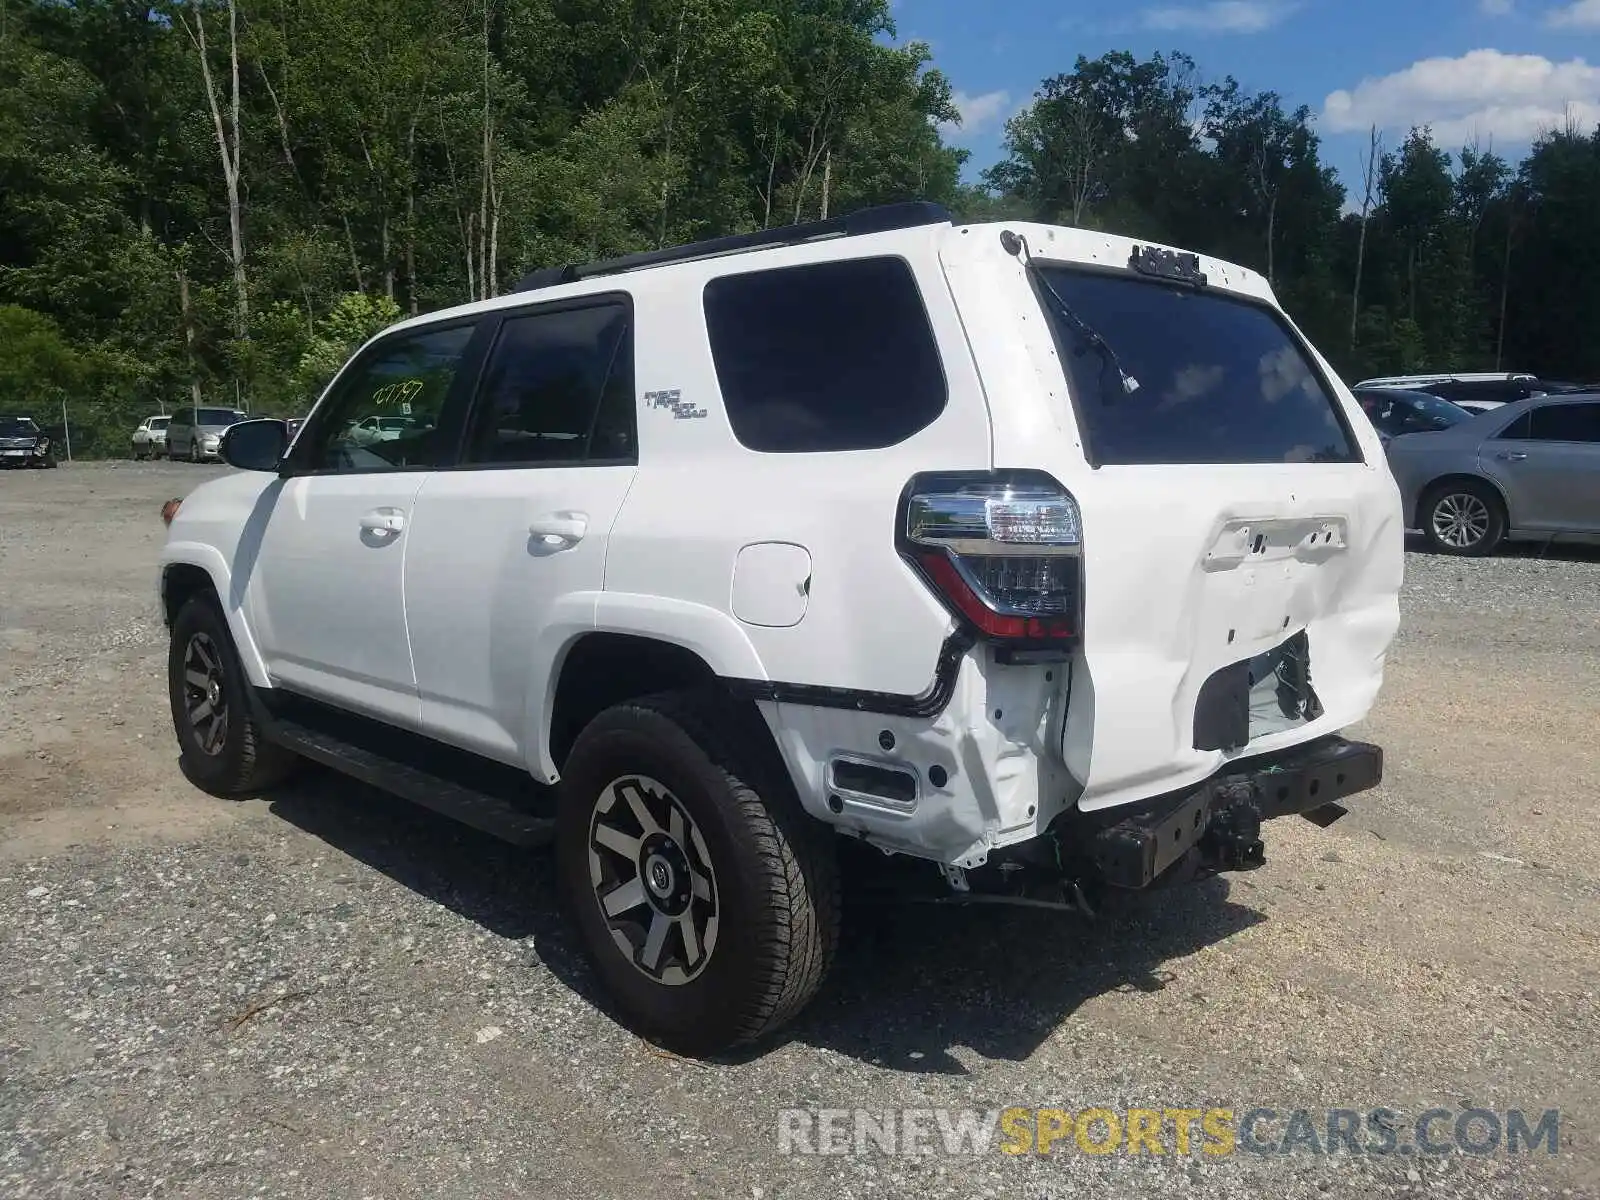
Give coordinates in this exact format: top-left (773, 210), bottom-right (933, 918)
top-left (722, 630), bottom-right (975, 719)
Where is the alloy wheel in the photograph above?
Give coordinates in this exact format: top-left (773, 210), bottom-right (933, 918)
top-left (587, 775), bottom-right (720, 986)
top-left (181, 632), bottom-right (230, 756)
top-left (1431, 492), bottom-right (1490, 550)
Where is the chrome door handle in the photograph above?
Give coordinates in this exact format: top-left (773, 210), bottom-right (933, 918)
top-left (1496, 451), bottom-right (1528, 462)
top-left (528, 512), bottom-right (588, 545)
top-left (359, 508), bottom-right (405, 534)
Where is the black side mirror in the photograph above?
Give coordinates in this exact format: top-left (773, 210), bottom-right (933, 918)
top-left (219, 418), bottom-right (289, 472)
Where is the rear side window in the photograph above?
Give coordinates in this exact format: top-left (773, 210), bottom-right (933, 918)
top-left (703, 257), bottom-right (947, 453)
top-left (1529, 402), bottom-right (1600, 443)
top-left (462, 302), bottom-right (634, 466)
top-left (1036, 267), bottom-right (1359, 465)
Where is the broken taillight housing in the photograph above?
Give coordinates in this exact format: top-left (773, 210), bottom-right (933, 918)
top-left (901, 471), bottom-right (1082, 642)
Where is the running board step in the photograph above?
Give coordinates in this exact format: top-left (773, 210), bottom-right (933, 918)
top-left (265, 717), bottom-right (556, 848)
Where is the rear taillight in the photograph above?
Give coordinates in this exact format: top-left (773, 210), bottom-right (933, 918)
top-left (901, 471), bottom-right (1082, 642)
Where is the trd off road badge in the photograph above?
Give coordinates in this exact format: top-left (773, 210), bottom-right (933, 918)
top-left (645, 388), bottom-right (707, 420)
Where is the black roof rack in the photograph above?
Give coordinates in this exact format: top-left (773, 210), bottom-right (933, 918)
top-left (513, 201), bottom-right (953, 293)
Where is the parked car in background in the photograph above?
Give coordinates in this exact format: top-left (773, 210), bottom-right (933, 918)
top-left (0, 415), bottom-right (59, 468)
top-left (1385, 393), bottom-right (1600, 554)
top-left (166, 405), bottom-right (248, 462)
top-left (131, 414), bottom-right (171, 459)
top-left (1354, 387), bottom-right (1473, 442)
top-left (1353, 372), bottom-right (1578, 414)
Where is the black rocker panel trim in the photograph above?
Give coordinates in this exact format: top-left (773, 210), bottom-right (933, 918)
top-left (251, 687), bottom-right (556, 847)
top-left (723, 630), bottom-right (975, 719)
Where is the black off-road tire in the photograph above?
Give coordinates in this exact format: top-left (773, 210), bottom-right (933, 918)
top-left (556, 691), bottom-right (839, 1056)
top-left (168, 594), bottom-right (299, 796)
top-left (1420, 478), bottom-right (1506, 556)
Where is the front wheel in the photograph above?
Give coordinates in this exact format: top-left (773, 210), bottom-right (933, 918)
top-left (168, 594), bottom-right (298, 795)
top-left (556, 692), bottom-right (839, 1056)
top-left (1422, 480), bottom-right (1505, 556)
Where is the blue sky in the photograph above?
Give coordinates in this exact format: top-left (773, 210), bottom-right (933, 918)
top-left (905, 0), bottom-right (1600, 204)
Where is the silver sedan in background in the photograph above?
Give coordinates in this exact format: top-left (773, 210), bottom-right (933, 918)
top-left (1385, 394), bottom-right (1600, 555)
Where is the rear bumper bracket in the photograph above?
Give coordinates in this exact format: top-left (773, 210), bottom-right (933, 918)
top-left (1088, 736), bottom-right (1383, 890)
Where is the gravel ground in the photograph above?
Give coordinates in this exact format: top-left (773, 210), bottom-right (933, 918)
top-left (2, 461), bottom-right (1598, 1200)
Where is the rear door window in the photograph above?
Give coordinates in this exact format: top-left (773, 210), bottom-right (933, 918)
top-left (460, 300), bottom-right (634, 466)
top-left (1529, 402), bottom-right (1600, 443)
top-left (703, 256), bottom-right (947, 453)
top-left (1034, 266), bottom-right (1359, 465)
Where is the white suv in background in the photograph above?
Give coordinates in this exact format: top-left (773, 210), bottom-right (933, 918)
top-left (158, 203), bottom-right (1403, 1054)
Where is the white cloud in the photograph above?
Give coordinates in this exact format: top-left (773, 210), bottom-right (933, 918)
top-left (1547, 0), bottom-right (1600, 27)
top-left (940, 90), bottom-right (1012, 138)
top-left (1480, 0), bottom-right (1513, 14)
top-left (1139, 1), bottom-right (1295, 33)
top-left (1323, 49), bottom-right (1600, 144)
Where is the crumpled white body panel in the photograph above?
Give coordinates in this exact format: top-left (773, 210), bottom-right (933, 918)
top-left (760, 222), bottom-right (1403, 864)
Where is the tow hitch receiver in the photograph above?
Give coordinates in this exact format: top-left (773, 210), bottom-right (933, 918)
top-left (1088, 737), bottom-right (1383, 890)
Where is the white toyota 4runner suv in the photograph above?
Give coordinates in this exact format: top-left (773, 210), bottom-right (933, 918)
top-left (158, 203), bottom-right (1403, 1055)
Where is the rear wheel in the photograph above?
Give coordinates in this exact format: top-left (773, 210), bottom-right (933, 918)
top-left (556, 692), bottom-right (838, 1055)
top-left (168, 594), bottom-right (298, 795)
top-left (1421, 479), bottom-right (1505, 556)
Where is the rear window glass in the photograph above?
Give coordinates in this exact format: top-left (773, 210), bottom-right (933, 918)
top-left (1035, 267), bottom-right (1359, 465)
top-left (703, 256), bottom-right (946, 453)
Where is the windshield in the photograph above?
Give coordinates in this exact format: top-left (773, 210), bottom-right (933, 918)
top-left (198, 408), bottom-right (245, 426)
top-left (149, 416), bottom-right (170, 429)
top-left (1034, 266), bottom-right (1360, 465)
top-left (0, 417), bottom-right (40, 437)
